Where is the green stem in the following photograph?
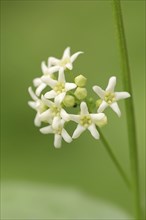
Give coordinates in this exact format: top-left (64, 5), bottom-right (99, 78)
top-left (99, 129), bottom-right (131, 189)
top-left (112, 0), bottom-right (141, 218)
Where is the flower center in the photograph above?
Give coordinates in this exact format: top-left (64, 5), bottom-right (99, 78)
top-left (38, 101), bottom-right (48, 113)
top-left (50, 104), bottom-right (61, 116)
top-left (60, 58), bottom-right (70, 67)
top-left (104, 92), bottom-right (115, 104)
top-left (54, 126), bottom-right (62, 135)
top-left (80, 115), bottom-right (92, 128)
top-left (54, 82), bottom-right (65, 94)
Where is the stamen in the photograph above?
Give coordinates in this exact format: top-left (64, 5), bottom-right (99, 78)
top-left (54, 82), bottom-right (65, 94)
top-left (50, 104), bottom-right (61, 116)
top-left (79, 115), bottom-right (92, 128)
top-left (104, 92), bottom-right (115, 104)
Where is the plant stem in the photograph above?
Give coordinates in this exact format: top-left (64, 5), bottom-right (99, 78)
top-left (99, 129), bottom-right (131, 189)
top-left (112, 0), bottom-right (141, 218)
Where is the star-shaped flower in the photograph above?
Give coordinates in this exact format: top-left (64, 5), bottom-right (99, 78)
top-left (70, 102), bottom-right (107, 139)
top-left (39, 95), bottom-right (70, 125)
top-left (42, 69), bottom-right (77, 104)
top-left (33, 61), bottom-right (55, 96)
top-left (40, 118), bottom-right (72, 148)
top-left (28, 87), bottom-right (49, 126)
top-left (93, 76), bottom-right (131, 117)
top-left (47, 47), bottom-right (83, 74)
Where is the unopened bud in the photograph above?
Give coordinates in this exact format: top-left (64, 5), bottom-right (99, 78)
top-left (74, 87), bottom-right (87, 100)
top-left (74, 75), bottom-right (87, 87)
top-left (96, 115), bottom-right (107, 127)
top-left (96, 99), bottom-right (102, 108)
top-left (63, 95), bottom-right (75, 107)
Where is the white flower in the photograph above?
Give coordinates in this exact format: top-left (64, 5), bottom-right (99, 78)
top-left (32, 61), bottom-right (55, 96)
top-left (93, 76), bottom-right (131, 117)
top-left (47, 47), bottom-right (83, 74)
top-left (40, 118), bottom-right (72, 148)
top-left (70, 102), bottom-right (106, 139)
top-left (43, 69), bottom-right (77, 104)
top-left (32, 47), bottom-right (83, 96)
top-left (39, 95), bottom-right (70, 125)
top-left (28, 87), bottom-right (48, 126)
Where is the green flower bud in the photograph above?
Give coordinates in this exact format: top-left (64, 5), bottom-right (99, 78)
top-left (63, 95), bottom-right (75, 107)
top-left (96, 99), bottom-right (102, 108)
top-left (96, 115), bottom-right (107, 127)
top-left (74, 87), bottom-right (87, 100)
top-left (74, 74), bottom-right (87, 87)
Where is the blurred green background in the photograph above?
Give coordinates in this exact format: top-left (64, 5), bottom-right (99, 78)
top-left (1, 0), bottom-right (145, 219)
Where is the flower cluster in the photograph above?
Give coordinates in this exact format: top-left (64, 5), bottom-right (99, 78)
top-left (28, 47), bottom-right (130, 148)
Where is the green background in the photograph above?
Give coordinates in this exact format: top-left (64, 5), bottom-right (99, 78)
top-left (1, 0), bottom-right (145, 219)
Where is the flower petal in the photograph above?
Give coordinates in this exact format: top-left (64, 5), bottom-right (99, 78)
top-left (92, 86), bottom-right (105, 99)
top-left (40, 125), bottom-right (53, 134)
top-left (28, 101), bottom-right (37, 110)
top-left (70, 114), bottom-right (80, 123)
top-left (52, 117), bottom-right (62, 130)
top-left (35, 83), bottom-right (46, 96)
top-left (48, 66), bottom-right (60, 74)
top-left (70, 51), bottom-right (83, 63)
top-left (80, 102), bottom-right (89, 115)
top-left (65, 83), bottom-right (76, 91)
top-left (110, 102), bottom-right (121, 117)
top-left (115, 92), bottom-right (131, 101)
top-left (106, 76), bottom-right (116, 92)
top-left (33, 78), bottom-right (42, 87)
top-left (90, 113), bottom-right (106, 122)
top-left (62, 129), bottom-right (72, 143)
top-left (66, 63), bottom-right (73, 70)
top-left (41, 61), bottom-right (49, 74)
top-left (39, 109), bottom-right (51, 121)
top-left (54, 134), bottom-right (62, 148)
top-left (34, 113), bottom-right (41, 127)
top-left (72, 124), bottom-right (86, 139)
top-left (55, 92), bottom-right (66, 105)
top-left (58, 68), bottom-right (65, 82)
top-left (88, 124), bottom-right (99, 139)
top-left (28, 87), bottom-right (38, 101)
top-left (98, 101), bottom-right (108, 113)
top-left (62, 47), bottom-right (70, 59)
top-left (48, 57), bottom-right (60, 68)
top-left (41, 95), bottom-right (53, 107)
top-left (60, 109), bottom-right (70, 121)
top-left (35, 100), bottom-right (40, 109)
top-left (44, 90), bottom-right (57, 99)
top-left (42, 75), bottom-right (57, 88)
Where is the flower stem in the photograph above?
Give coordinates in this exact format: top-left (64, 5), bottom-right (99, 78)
top-left (112, 0), bottom-right (141, 218)
top-left (99, 129), bottom-right (131, 189)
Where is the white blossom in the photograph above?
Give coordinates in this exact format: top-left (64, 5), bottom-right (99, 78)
top-left (40, 118), bottom-right (72, 148)
top-left (42, 69), bottom-right (77, 104)
top-left (70, 102), bottom-right (106, 139)
top-left (47, 47), bottom-right (83, 74)
top-left (28, 48), bottom-right (132, 149)
top-left (33, 61), bottom-right (53, 96)
top-left (28, 87), bottom-right (49, 126)
top-left (39, 95), bottom-right (70, 125)
top-left (93, 76), bottom-right (130, 117)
